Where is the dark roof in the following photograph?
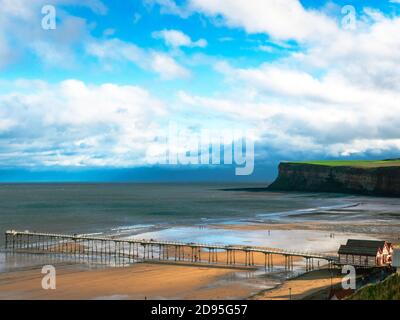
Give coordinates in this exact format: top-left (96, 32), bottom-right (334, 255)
top-left (346, 239), bottom-right (386, 249)
top-left (338, 244), bottom-right (380, 256)
top-left (330, 288), bottom-right (355, 300)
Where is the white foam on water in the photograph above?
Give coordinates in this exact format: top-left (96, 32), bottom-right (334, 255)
top-left (255, 202), bottom-right (361, 220)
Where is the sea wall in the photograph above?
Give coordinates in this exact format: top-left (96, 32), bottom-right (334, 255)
top-left (267, 162), bottom-right (400, 196)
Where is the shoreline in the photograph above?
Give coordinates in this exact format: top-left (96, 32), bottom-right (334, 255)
top-left (0, 257), bottom-right (345, 300)
top-left (251, 268), bottom-right (343, 300)
top-left (1, 192), bottom-right (398, 300)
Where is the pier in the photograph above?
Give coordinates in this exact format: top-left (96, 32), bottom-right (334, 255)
top-left (4, 230), bottom-right (337, 271)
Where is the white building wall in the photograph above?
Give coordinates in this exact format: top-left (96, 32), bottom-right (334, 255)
top-left (339, 254), bottom-right (377, 266)
top-left (392, 249), bottom-right (400, 268)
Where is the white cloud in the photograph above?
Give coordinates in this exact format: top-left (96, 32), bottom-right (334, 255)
top-left (0, 80), bottom-right (167, 167)
top-left (294, 16), bottom-right (400, 91)
top-left (76, 0), bottom-right (108, 15)
top-left (155, 0), bottom-right (339, 43)
top-left (216, 62), bottom-right (369, 105)
top-left (152, 29), bottom-right (207, 48)
top-left (0, 0), bottom-right (106, 68)
top-left (86, 38), bottom-right (190, 80)
top-left (150, 0), bottom-right (339, 43)
top-left (150, 52), bottom-right (191, 79)
top-left (145, 0), bottom-right (192, 18)
top-left (165, 3), bottom-right (400, 159)
top-left (2, 0), bottom-right (400, 166)
top-left (180, 37), bottom-right (400, 158)
top-left (257, 45), bottom-right (274, 53)
top-left (0, 32), bottom-right (13, 68)
top-left (178, 85), bottom-right (400, 158)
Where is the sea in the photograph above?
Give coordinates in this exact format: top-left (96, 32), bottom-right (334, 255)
top-left (1, 183), bottom-right (400, 281)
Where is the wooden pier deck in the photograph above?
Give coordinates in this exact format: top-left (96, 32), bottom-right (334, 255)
top-left (4, 230), bottom-right (338, 271)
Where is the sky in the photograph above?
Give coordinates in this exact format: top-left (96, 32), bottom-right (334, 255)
top-left (1, 0), bottom-right (400, 182)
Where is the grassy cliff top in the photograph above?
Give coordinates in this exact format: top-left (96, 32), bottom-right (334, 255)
top-left (348, 273), bottom-right (400, 300)
top-left (286, 159), bottom-right (400, 168)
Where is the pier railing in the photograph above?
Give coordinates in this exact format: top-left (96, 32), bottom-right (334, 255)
top-left (3, 230), bottom-right (338, 271)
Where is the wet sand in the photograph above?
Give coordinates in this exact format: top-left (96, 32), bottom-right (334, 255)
top-left (252, 269), bottom-right (343, 300)
top-left (211, 221), bottom-right (398, 235)
top-left (0, 248), bottom-right (299, 300)
top-left (0, 262), bottom-right (344, 300)
top-left (0, 225), bottom-right (363, 300)
top-left (0, 263), bottom-right (249, 300)
top-left (166, 246), bottom-right (301, 266)
top-left (210, 222), bottom-right (399, 247)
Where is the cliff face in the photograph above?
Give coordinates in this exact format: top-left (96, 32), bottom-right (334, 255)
top-left (268, 163), bottom-right (400, 196)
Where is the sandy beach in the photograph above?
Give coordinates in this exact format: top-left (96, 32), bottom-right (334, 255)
top-left (210, 222), bottom-right (400, 244)
top-left (0, 222), bottom-right (383, 300)
top-left (252, 269), bottom-right (343, 300)
top-left (0, 261), bottom-right (346, 300)
top-left (163, 245), bottom-right (301, 266)
top-left (0, 246), bottom-right (302, 300)
top-left (0, 262), bottom-right (257, 300)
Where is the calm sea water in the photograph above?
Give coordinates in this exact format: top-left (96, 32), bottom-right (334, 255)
top-left (0, 183), bottom-right (350, 239)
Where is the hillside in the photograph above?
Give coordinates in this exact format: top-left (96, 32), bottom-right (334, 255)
top-left (348, 273), bottom-right (400, 300)
top-left (267, 160), bottom-right (400, 196)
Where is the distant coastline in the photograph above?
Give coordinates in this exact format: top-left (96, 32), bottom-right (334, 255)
top-left (267, 160), bottom-right (400, 197)
top-left (222, 159), bottom-right (400, 197)
top-left (219, 187), bottom-right (269, 192)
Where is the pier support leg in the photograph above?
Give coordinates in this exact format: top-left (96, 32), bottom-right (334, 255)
top-left (264, 253), bottom-right (267, 271)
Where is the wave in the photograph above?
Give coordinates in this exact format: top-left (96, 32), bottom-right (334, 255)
top-left (255, 202), bottom-right (361, 219)
top-left (77, 232), bottom-right (104, 237)
top-left (111, 224), bottom-right (155, 232)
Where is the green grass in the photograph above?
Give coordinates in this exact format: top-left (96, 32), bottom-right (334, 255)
top-left (348, 273), bottom-right (400, 300)
top-left (288, 159), bottom-right (400, 168)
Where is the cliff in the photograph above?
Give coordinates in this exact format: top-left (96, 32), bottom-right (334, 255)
top-left (267, 161), bottom-right (400, 197)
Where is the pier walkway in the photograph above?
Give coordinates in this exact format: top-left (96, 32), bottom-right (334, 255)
top-left (4, 230), bottom-right (338, 271)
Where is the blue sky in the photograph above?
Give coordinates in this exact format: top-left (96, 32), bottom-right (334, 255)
top-left (1, 0), bottom-right (400, 182)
